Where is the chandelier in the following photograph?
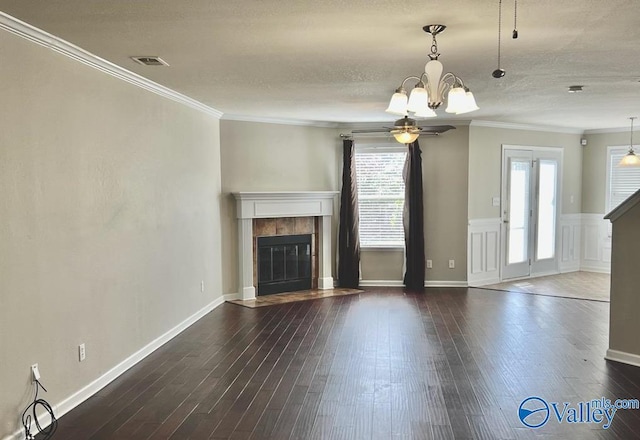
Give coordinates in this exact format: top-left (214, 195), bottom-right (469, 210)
top-left (619, 117), bottom-right (640, 167)
top-left (386, 24), bottom-right (479, 119)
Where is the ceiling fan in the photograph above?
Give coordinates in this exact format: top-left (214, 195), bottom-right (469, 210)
top-left (348, 116), bottom-right (456, 144)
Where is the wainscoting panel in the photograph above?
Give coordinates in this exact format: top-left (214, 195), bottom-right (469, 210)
top-left (581, 213), bottom-right (612, 273)
top-left (468, 214), bottom-right (610, 285)
top-left (467, 218), bottom-right (501, 286)
top-left (559, 214), bottom-right (581, 273)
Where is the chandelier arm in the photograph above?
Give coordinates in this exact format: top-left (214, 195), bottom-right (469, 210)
top-left (400, 75), bottom-right (424, 89)
top-left (440, 72), bottom-right (463, 87)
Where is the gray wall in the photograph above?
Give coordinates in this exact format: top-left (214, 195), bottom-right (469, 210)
top-left (582, 131), bottom-right (633, 214)
top-left (219, 120), bottom-right (341, 294)
top-left (608, 201), bottom-right (640, 356)
top-left (0, 29), bottom-right (223, 436)
top-left (220, 122), bottom-right (470, 288)
top-left (468, 125), bottom-right (583, 220)
top-left (353, 126), bottom-right (471, 283)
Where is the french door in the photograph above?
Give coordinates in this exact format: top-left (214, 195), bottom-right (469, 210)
top-left (501, 148), bottom-right (561, 280)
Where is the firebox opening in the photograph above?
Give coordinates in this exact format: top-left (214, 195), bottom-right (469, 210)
top-left (257, 234), bottom-right (312, 295)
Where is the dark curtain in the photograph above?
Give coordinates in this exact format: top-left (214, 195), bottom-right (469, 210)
top-left (338, 139), bottom-right (360, 288)
top-left (403, 140), bottom-right (425, 291)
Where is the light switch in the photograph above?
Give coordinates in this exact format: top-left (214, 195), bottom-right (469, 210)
top-left (492, 197), bottom-right (500, 207)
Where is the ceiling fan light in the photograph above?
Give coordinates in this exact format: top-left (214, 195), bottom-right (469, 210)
top-left (619, 150), bottom-right (640, 167)
top-left (393, 130), bottom-right (420, 144)
top-left (456, 90), bottom-right (480, 114)
top-left (386, 91), bottom-right (408, 116)
top-left (445, 87), bottom-right (466, 113)
top-left (407, 86), bottom-right (429, 112)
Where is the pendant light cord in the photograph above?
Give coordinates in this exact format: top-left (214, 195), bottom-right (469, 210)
top-left (630, 117), bottom-right (636, 153)
top-left (513, 0), bottom-right (518, 38)
top-left (497, 0), bottom-right (502, 69)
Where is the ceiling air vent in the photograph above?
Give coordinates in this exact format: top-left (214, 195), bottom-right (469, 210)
top-left (130, 56), bottom-right (169, 67)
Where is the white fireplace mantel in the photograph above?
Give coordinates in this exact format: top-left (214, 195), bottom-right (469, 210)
top-left (232, 191), bottom-right (339, 300)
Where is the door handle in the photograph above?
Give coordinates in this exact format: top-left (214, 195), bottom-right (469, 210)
top-left (503, 219), bottom-right (509, 223)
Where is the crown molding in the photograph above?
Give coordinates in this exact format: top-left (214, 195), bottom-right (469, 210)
top-left (584, 127), bottom-right (634, 135)
top-left (470, 120), bottom-right (584, 135)
top-left (0, 12), bottom-right (223, 119)
top-left (221, 114), bottom-right (340, 128)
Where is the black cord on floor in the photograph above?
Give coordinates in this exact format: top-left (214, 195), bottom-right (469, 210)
top-left (21, 379), bottom-right (57, 440)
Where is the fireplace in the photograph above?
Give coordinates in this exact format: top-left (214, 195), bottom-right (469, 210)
top-left (233, 191), bottom-right (339, 300)
top-left (257, 234), bottom-right (312, 295)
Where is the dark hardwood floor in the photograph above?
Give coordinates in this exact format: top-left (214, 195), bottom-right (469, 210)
top-left (38, 288), bottom-right (640, 439)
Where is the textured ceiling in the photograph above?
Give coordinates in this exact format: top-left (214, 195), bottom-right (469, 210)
top-left (1, 0), bottom-right (639, 130)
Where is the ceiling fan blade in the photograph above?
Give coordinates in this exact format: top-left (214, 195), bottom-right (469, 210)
top-left (349, 124), bottom-right (456, 136)
top-left (418, 125), bottom-right (456, 134)
top-left (350, 128), bottom-right (392, 134)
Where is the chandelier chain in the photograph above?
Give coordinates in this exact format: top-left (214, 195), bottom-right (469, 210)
top-left (430, 34), bottom-right (439, 59)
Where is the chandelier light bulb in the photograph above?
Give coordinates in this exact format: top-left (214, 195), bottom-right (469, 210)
top-left (414, 107), bottom-right (437, 118)
top-left (445, 87), bottom-right (466, 113)
top-left (385, 90), bottom-right (408, 116)
top-left (456, 90), bottom-right (480, 115)
top-left (407, 86), bottom-right (429, 113)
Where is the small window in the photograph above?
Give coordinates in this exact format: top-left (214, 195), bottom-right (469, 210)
top-left (355, 147), bottom-right (407, 248)
top-left (606, 146), bottom-right (640, 214)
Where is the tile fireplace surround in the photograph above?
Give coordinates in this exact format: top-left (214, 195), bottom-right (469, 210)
top-left (232, 191), bottom-right (339, 300)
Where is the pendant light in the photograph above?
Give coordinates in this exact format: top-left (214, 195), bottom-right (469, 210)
top-left (619, 117), bottom-right (640, 167)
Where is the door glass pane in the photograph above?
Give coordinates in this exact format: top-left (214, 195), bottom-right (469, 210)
top-left (536, 160), bottom-right (557, 260)
top-left (508, 159), bottom-right (530, 264)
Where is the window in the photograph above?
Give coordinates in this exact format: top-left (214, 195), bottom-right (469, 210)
top-left (606, 146), bottom-right (640, 214)
top-left (355, 147), bottom-right (406, 247)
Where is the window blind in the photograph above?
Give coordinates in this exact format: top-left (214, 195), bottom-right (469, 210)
top-left (355, 151), bottom-right (406, 247)
top-left (608, 148), bottom-right (640, 213)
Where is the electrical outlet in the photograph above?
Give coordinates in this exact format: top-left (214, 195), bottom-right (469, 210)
top-left (31, 364), bottom-right (40, 382)
top-left (448, 259), bottom-right (455, 269)
top-left (201, 280), bottom-right (205, 293)
top-left (426, 260), bottom-right (433, 269)
top-left (79, 343), bottom-right (86, 362)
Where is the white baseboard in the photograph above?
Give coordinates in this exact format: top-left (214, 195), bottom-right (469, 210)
top-left (359, 280), bottom-right (404, 287)
top-left (223, 292), bottom-right (241, 301)
top-left (580, 265), bottom-right (611, 274)
top-left (425, 280), bottom-right (468, 288)
top-left (605, 349), bottom-right (640, 368)
top-left (559, 263), bottom-right (580, 274)
top-left (2, 295), bottom-right (226, 440)
top-left (468, 277), bottom-right (501, 287)
top-left (318, 277), bottom-right (335, 290)
top-left (530, 270), bottom-right (561, 278)
top-left (358, 280), bottom-right (468, 288)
